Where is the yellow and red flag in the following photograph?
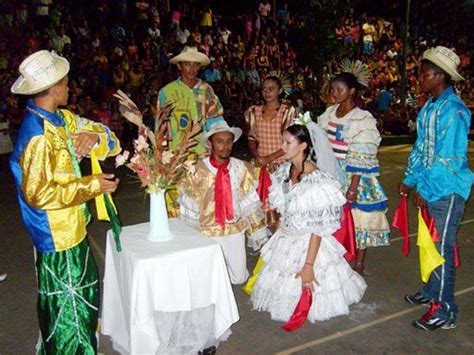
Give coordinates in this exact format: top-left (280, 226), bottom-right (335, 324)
top-left (417, 209), bottom-right (444, 283)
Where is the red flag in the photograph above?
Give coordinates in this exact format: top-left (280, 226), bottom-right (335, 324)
top-left (333, 203), bottom-right (357, 262)
top-left (281, 287), bottom-right (312, 331)
top-left (256, 165), bottom-right (272, 205)
top-left (421, 208), bottom-right (440, 242)
top-left (392, 195), bottom-right (410, 256)
top-left (421, 208), bottom-right (460, 268)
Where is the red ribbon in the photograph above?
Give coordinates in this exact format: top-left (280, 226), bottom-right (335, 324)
top-left (281, 287), bottom-right (313, 331)
top-left (392, 195), bottom-right (410, 256)
top-left (210, 155), bottom-right (234, 229)
top-left (256, 165), bottom-right (272, 205)
top-left (333, 203), bottom-right (357, 262)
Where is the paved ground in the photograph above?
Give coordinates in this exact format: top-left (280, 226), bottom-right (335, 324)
top-left (1, 143), bottom-right (473, 354)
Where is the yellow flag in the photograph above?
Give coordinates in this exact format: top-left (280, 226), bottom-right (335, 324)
top-left (243, 256), bottom-right (264, 295)
top-left (417, 210), bottom-right (445, 283)
top-left (90, 150), bottom-right (117, 220)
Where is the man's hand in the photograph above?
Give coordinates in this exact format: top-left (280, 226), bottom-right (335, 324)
top-left (254, 156), bottom-right (266, 167)
top-left (71, 132), bottom-right (99, 157)
top-left (97, 173), bottom-right (119, 194)
top-left (399, 183), bottom-right (410, 196)
top-left (412, 192), bottom-right (427, 209)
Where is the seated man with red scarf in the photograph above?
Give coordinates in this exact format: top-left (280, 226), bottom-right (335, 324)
top-left (178, 121), bottom-right (269, 284)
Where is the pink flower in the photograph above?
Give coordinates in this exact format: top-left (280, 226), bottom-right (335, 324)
top-left (115, 150), bottom-right (130, 167)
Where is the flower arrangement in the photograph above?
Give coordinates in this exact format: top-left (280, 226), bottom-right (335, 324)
top-left (113, 90), bottom-right (200, 193)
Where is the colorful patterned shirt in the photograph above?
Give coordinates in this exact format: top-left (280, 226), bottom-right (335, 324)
top-left (158, 78), bottom-right (224, 153)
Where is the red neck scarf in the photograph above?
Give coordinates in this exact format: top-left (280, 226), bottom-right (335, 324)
top-left (210, 154), bottom-right (234, 229)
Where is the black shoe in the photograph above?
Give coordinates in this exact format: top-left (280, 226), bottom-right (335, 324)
top-left (413, 316), bottom-right (454, 331)
top-left (405, 292), bottom-right (431, 306)
top-left (199, 346), bottom-right (217, 355)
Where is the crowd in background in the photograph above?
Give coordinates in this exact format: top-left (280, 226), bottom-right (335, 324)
top-left (0, 0), bottom-right (472, 156)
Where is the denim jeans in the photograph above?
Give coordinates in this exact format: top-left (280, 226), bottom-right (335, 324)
top-left (421, 194), bottom-right (465, 322)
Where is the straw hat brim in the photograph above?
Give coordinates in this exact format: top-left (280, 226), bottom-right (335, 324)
top-left (11, 55), bottom-right (70, 95)
top-left (423, 50), bottom-right (465, 81)
top-left (170, 51), bottom-right (210, 67)
top-left (200, 126), bottom-right (242, 146)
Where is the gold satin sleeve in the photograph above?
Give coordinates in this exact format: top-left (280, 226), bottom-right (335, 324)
top-left (281, 105), bottom-right (296, 132)
top-left (240, 161), bottom-right (258, 196)
top-left (244, 106), bottom-right (257, 141)
top-left (60, 109), bottom-right (122, 160)
top-left (245, 210), bottom-right (266, 236)
top-left (20, 136), bottom-right (102, 210)
top-left (180, 161), bottom-right (209, 204)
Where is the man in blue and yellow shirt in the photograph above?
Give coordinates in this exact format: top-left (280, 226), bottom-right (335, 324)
top-left (10, 50), bottom-right (121, 353)
top-left (400, 46), bottom-right (472, 331)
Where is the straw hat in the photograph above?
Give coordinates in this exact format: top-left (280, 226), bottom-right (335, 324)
top-left (422, 46), bottom-right (464, 81)
top-left (200, 120), bottom-right (242, 146)
top-left (169, 46), bottom-right (210, 67)
top-left (11, 50), bottom-right (70, 95)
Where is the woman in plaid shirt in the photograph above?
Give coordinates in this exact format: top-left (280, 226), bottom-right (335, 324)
top-left (245, 76), bottom-right (296, 173)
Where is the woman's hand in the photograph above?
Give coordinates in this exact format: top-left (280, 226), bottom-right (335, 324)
top-left (345, 189), bottom-right (358, 203)
top-left (296, 264), bottom-right (318, 291)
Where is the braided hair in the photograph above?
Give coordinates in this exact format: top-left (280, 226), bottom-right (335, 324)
top-left (284, 124), bottom-right (317, 183)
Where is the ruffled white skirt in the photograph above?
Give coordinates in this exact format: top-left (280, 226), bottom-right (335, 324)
top-left (251, 230), bottom-right (367, 322)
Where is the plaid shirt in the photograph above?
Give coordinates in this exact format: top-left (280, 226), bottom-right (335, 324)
top-left (245, 104), bottom-right (295, 164)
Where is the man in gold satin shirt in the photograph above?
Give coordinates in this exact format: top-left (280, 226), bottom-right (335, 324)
top-left (178, 120), bottom-right (269, 285)
top-left (10, 50), bottom-right (121, 354)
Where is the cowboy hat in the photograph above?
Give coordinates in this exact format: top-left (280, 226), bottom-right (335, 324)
top-left (169, 46), bottom-right (210, 67)
top-left (11, 50), bottom-right (70, 95)
top-left (422, 46), bottom-right (464, 81)
top-left (200, 120), bottom-right (242, 146)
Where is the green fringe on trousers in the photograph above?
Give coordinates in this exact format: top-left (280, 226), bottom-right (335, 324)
top-left (36, 238), bottom-right (99, 354)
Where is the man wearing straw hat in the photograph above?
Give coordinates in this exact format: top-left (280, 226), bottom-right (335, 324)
top-left (158, 46), bottom-right (224, 216)
top-left (400, 46), bottom-right (472, 331)
top-left (10, 50), bottom-right (121, 353)
top-left (178, 120), bottom-right (269, 285)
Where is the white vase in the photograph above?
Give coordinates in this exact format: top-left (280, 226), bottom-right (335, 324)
top-left (148, 190), bottom-right (174, 242)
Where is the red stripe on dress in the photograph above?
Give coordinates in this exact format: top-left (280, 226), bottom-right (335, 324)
top-left (328, 137), bottom-right (348, 146)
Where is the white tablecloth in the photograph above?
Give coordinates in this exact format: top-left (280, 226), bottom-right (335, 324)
top-left (101, 219), bottom-right (240, 354)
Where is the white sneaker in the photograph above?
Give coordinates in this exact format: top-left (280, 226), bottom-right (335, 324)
top-left (0, 273), bottom-right (7, 282)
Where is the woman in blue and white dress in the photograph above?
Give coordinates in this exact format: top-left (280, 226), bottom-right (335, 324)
top-left (251, 124), bottom-right (367, 323)
top-left (319, 71), bottom-right (390, 275)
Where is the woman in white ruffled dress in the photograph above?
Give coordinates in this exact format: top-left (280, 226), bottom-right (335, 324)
top-left (251, 124), bottom-right (367, 323)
